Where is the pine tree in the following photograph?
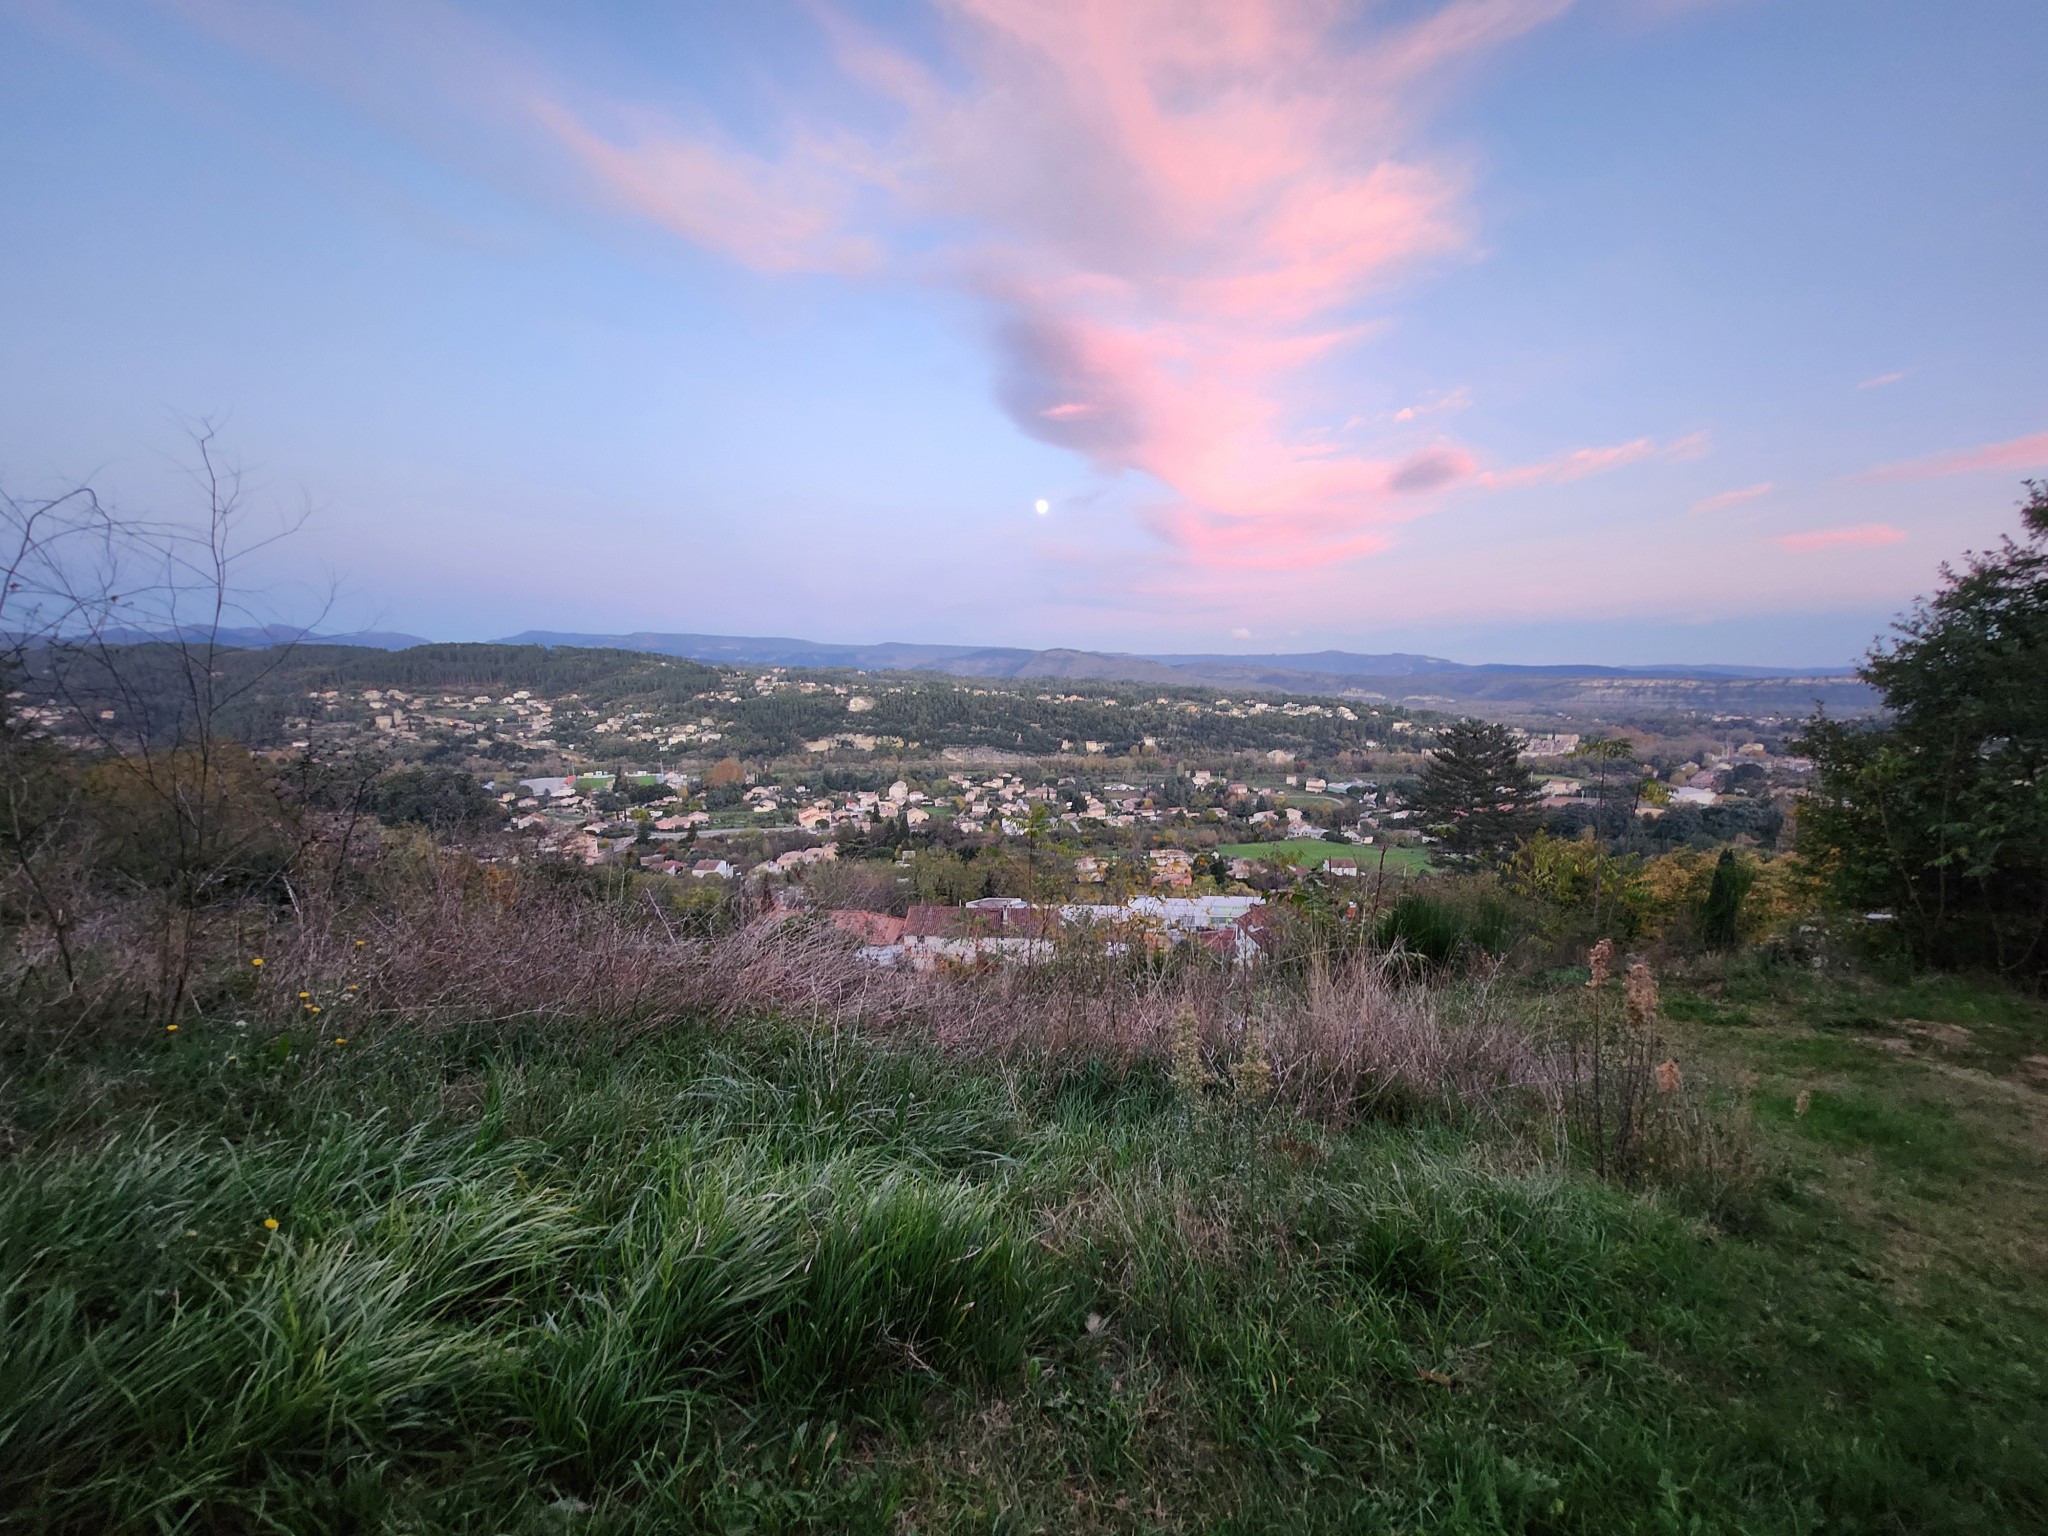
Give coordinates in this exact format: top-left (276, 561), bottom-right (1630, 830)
top-left (1411, 718), bottom-right (1539, 859)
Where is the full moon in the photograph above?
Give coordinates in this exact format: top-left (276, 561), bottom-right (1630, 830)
top-left (1034, 498), bottom-right (1050, 515)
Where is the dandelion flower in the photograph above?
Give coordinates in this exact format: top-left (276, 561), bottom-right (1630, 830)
top-left (250, 957), bottom-right (264, 968)
top-left (355, 939), bottom-right (366, 950)
top-left (298, 991), bottom-right (310, 1000)
top-left (262, 1217), bottom-right (279, 1231)
top-left (333, 1037), bottom-right (347, 1046)
top-left (165, 1024), bottom-right (178, 1033)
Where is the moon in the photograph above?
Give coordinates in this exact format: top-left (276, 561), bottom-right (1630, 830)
top-left (1034, 498), bottom-right (1050, 515)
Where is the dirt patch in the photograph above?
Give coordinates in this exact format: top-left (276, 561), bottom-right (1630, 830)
top-left (1902, 1020), bottom-right (1974, 1050)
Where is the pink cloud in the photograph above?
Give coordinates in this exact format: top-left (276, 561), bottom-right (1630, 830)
top-left (1477, 436), bottom-right (1665, 490)
top-left (1860, 429), bottom-right (2048, 481)
top-left (525, 0), bottom-right (1577, 575)
top-left (1392, 386), bottom-right (1472, 423)
top-left (1857, 371), bottom-right (1905, 389)
top-left (1776, 524), bottom-right (1906, 553)
top-left (532, 102), bottom-right (878, 274)
top-left (1692, 481), bottom-right (1772, 514)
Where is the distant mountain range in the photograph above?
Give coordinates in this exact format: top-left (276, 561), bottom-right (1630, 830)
top-left (60, 624), bottom-right (1876, 719)
top-left (493, 630), bottom-right (1877, 719)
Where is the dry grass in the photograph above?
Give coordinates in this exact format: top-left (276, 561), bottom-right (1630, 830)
top-left (225, 858), bottom-right (1570, 1128)
top-left (3, 850), bottom-right (1574, 1131)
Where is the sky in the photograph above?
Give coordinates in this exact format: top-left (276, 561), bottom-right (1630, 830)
top-left (1, 0), bottom-right (2044, 667)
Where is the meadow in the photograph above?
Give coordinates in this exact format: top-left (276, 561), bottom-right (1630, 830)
top-left (3, 930), bottom-right (2043, 1534)
top-left (1218, 840), bottom-right (1434, 875)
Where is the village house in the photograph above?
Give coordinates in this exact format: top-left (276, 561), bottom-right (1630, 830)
top-left (829, 909), bottom-right (905, 947)
top-left (1148, 848), bottom-right (1195, 887)
top-left (690, 858), bottom-right (735, 879)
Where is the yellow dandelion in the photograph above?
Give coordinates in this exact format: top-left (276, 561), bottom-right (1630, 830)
top-left (250, 957), bottom-right (264, 968)
top-left (298, 991), bottom-right (310, 1000)
top-left (333, 1036), bottom-right (348, 1046)
top-left (354, 939), bottom-right (366, 950)
top-left (165, 1024), bottom-right (179, 1033)
top-left (345, 984), bottom-right (357, 992)
top-left (309, 1004), bottom-right (322, 1014)
top-left (262, 1217), bottom-right (279, 1231)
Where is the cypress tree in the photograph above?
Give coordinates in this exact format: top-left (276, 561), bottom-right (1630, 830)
top-left (1701, 847), bottom-right (1753, 948)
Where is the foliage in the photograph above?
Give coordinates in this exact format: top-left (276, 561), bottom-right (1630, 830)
top-left (1503, 830), bottom-right (1649, 941)
top-left (372, 765), bottom-right (503, 835)
top-left (1410, 717), bottom-right (1539, 859)
top-left (1701, 849), bottom-right (1756, 948)
top-left (1373, 891), bottom-right (1513, 967)
top-left (1796, 485), bottom-right (2048, 975)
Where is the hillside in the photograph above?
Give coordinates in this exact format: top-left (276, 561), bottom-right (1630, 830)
top-left (498, 630), bottom-right (1878, 722)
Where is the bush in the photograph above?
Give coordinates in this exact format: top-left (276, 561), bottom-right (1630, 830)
top-left (373, 766), bottom-right (501, 835)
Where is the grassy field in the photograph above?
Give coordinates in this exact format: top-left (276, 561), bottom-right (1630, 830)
top-left (1218, 839), bottom-right (1434, 874)
top-left (2, 962), bottom-right (2044, 1533)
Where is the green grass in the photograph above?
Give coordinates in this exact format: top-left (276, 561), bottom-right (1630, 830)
top-left (1, 972), bottom-right (2045, 1533)
top-left (1218, 839), bottom-right (1434, 874)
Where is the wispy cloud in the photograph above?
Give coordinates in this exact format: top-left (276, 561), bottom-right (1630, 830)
top-left (1859, 429), bottom-right (2048, 482)
top-left (1692, 481), bottom-right (1771, 514)
top-left (532, 101), bottom-right (878, 274)
top-left (1776, 523), bottom-right (1906, 553)
top-left (523, 0), bottom-right (1577, 574)
top-left (1392, 385), bottom-right (1472, 423)
top-left (1856, 371), bottom-right (1905, 389)
top-left (1475, 432), bottom-right (1703, 492)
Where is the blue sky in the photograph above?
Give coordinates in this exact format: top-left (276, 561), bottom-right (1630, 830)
top-left (2, 0), bottom-right (2043, 666)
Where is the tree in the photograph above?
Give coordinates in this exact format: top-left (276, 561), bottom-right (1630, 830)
top-left (374, 765), bottom-right (503, 836)
top-left (9, 425), bottom-right (336, 1020)
top-left (1412, 718), bottom-right (1539, 859)
top-left (1795, 484), bottom-right (2048, 974)
top-left (1572, 735), bottom-right (1637, 802)
top-left (1700, 848), bottom-right (1754, 949)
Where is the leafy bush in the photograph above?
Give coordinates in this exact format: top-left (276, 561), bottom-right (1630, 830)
top-left (373, 765), bottom-right (502, 834)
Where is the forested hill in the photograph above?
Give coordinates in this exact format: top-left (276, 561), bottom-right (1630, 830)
top-left (499, 629), bottom-right (1877, 715)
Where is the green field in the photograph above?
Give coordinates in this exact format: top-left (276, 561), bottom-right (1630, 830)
top-left (1219, 838), bottom-right (1434, 873)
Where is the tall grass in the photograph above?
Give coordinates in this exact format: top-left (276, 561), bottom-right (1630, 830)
top-left (3, 1013), bottom-right (2040, 1532)
top-left (14, 849), bottom-right (1570, 1130)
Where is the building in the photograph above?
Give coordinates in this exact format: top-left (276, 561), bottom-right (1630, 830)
top-left (1148, 848), bottom-right (1196, 887)
top-left (690, 859), bottom-right (735, 879)
top-left (830, 909), bottom-right (905, 946)
top-left (1517, 732), bottom-right (1582, 759)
